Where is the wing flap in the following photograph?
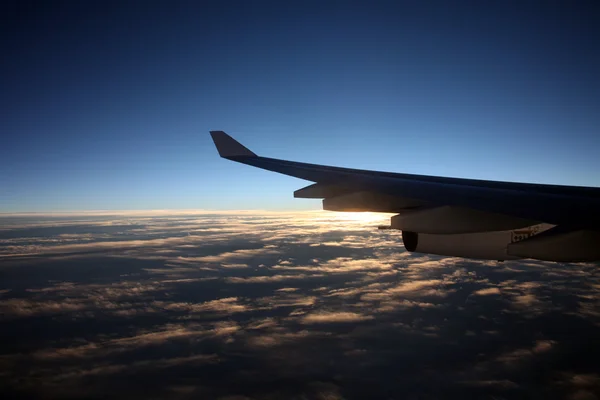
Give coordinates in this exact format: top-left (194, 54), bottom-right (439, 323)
top-left (294, 183), bottom-right (353, 199)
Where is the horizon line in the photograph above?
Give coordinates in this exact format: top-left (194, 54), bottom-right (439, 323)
top-left (0, 208), bottom-right (330, 217)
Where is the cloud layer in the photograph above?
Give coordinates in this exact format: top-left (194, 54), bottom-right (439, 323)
top-left (1, 211), bottom-right (599, 399)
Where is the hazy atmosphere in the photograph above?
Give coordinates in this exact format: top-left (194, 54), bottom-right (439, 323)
top-left (2, 212), bottom-right (599, 399)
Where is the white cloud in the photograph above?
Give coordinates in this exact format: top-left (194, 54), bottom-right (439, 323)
top-left (35, 321), bottom-right (241, 362)
top-left (275, 287), bottom-right (299, 292)
top-left (473, 287), bottom-right (502, 296)
top-left (301, 311), bottom-right (374, 324)
top-left (51, 353), bottom-right (219, 382)
top-left (178, 248), bottom-right (281, 263)
top-left (158, 297), bottom-right (248, 315)
top-left (3, 235), bottom-right (205, 257)
top-left (496, 340), bottom-right (556, 364)
top-left (2, 211), bottom-right (599, 398)
top-left (360, 279), bottom-right (449, 301)
top-left (246, 330), bottom-right (312, 348)
top-left (226, 273), bottom-right (324, 284)
top-left (0, 298), bottom-right (87, 318)
top-left (272, 257), bottom-right (391, 274)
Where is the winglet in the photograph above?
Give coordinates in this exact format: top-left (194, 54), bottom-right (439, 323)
top-left (210, 131), bottom-right (257, 158)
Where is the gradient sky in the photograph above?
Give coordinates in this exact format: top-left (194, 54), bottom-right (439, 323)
top-left (2, 0), bottom-right (599, 212)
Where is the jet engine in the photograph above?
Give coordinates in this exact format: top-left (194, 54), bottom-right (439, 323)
top-left (507, 227), bottom-right (600, 262)
top-left (392, 206), bottom-right (538, 234)
top-left (402, 224), bottom-right (554, 261)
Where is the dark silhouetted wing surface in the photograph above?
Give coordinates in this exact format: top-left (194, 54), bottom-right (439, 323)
top-left (210, 131), bottom-right (600, 228)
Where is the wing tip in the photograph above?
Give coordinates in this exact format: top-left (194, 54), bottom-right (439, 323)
top-left (210, 131), bottom-right (257, 158)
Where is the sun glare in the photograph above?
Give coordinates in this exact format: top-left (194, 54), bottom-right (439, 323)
top-left (330, 212), bottom-right (390, 224)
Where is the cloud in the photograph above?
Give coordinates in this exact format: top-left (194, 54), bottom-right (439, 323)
top-left (180, 248), bottom-right (281, 263)
top-left (473, 287), bottom-right (502, 296)
top-left (158, 297), bottom-right (249, 315)
top-left (570, 374), bottom-right (600, 388)
top-left (495, 340), bottom-right (556, 365)
top-left (272, 257), bottom-right (392, 274)
top-left (359, 279), bottom-right (450, 302)
top-left (2, 235), bottom-right (204, 257)
top-left (0, 298), bottom-right (88, 318)
top-left (1, 211), bottom-right (599, 399)
top-left (246, 330), bottom-right (312, 348)
top-left (226, 273), bottom-right (324, 284)
top-left (255, 294), bottom-right (317, 310)
top-left (51, 353), bottom-right (220, 382)
top-left (34, 321), bottom-right (240, 362)
top-left (301, 311), bottom-right (374, 324)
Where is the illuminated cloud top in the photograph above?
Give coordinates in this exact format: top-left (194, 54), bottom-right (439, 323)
top-left (1, 211), bottom-right (599, 399)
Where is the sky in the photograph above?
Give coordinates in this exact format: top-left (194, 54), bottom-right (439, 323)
top-left (1, 211), bottom-right (599, 399)
top-left (1, 0), bottom-right (599, 212)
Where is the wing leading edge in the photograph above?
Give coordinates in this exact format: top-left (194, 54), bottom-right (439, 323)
top-left (209, 131), bottom-right (600, 229)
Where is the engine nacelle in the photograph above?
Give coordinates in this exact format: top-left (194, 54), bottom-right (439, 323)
top-left (402, 224), bottom-right (554, 261)
top-left (508, 227), bottom-right (600, 262)
top-left (392, 206), bottom-right (539, 234)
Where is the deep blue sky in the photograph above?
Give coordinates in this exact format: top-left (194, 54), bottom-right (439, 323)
top-left (2, 0), bottom-right (599, 212)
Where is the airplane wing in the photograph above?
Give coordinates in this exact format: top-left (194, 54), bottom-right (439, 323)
top-left (210, 130), bottom-right (600, 262)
